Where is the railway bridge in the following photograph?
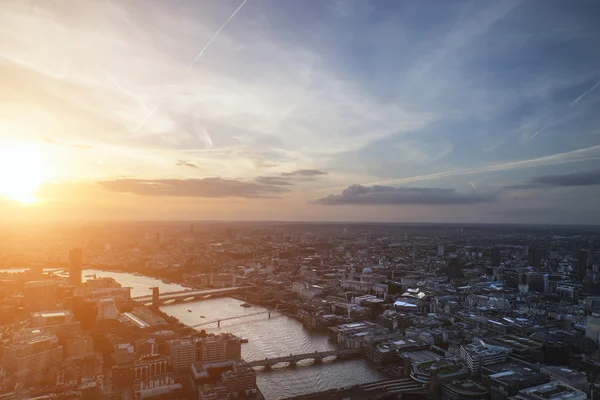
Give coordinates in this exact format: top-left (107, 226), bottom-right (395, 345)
top-left (132, 287), bottom-right (245, 307)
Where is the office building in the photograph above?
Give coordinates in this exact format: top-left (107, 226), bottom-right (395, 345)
top-left (69, 247), bottom-right (83, 286)
top-left (482, 361), bottom-right (549, 400)
top-left (197, 333), bottom-right (242, 363)
top-left (221, 361), bottom-right (257, 395)
top-left (527, 247), bottom-right (544, 269)
top-left (2, 330), bottom-right (63, 380)
top-left (525, 272), bottom-right (547, 293)
top-left (540, 366), bottom-right (587, 391)
top-left (96, 297), bottom-right (119, 320)
top-left (134, 354), bottom-right (168, 381)
top-left (64, 333), bottom-right (94, 360)
top-left (491, 248), bottom-right (501, 267)
top-left (167, 339), bottom-right (195, 371)
top-left (586, 314), bottom-right (600, 346)
top-left (198, 383), bottom-right (228, 400)
top-left (441, 380), bottom-right (489, 400)
top-left (514, 381), bottom-right (585, 400)
top-left (30, 310), bottom-right (81, 340)
top-left (24, 280), bottom-right (58, 310)
top-left (438, 245), bottom-right (445, 257)
top-left (459, 342), bottom-right (507, 374)
top-left (579, 250), bottom-right (590, 282)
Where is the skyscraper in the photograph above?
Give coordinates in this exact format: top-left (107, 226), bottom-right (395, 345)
top-left (527, 247), bottom-right (544, 269)
top-left (578, 250), bottom-right (589, 282)
top-left (437, 245), bottom-right (445, 257)
top-left (491, 248), bottom-right (501, 267)
top-left (69, 248), bottom-right (83, 286)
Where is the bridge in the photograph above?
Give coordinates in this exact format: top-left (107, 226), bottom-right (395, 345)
top-left (282, 378), bottom-right (427, 399)
top-left (246, 348), bottom-right (362, 369)
top-left (191, 310), bottom-right (280, 328)
top-left (132, 287), bottom-right (244, 307)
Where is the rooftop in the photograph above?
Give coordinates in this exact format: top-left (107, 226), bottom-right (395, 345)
top-left (519, 381), bottom-right (585, 400)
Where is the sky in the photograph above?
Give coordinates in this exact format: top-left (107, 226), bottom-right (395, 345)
top-left (1, 0), bottom-right (600, 224)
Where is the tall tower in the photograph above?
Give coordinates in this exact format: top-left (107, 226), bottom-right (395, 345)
top-left (69, 248), bottom-right (83, 286)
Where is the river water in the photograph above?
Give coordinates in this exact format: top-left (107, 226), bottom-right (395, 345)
top-left (87, 270), bottom-right (387, 399)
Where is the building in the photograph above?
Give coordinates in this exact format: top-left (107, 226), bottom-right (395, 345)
top-left (514, 381), bottom-right (586, 400)
top-left (167, 339), bottom-right (195, 371)
top-left (197, 334), bottom-right (241, 363)
top-left (134, 373), bottom-right (181, 400)
top-left (441, 380), bottom-right (489, 400)
top-left (134, 354), bottom-right (168, 381)
top-left (341, 267), bottom-right (388, 297)
top-left (540, 366), bottom-right (587, 391)
top-left (64, 333), bottom-right (94, 360)
top-left (527, 247), bottom-right (544, 269)
top-left (482, 361), bottom-right (550, 400)
top-left (69, 247), bottom-right (83, 286)
top-left (459, 342), bottom-right (507, 374)
top-left (484, 335), bottom-right (544, 362)
top-left (438, 245), bottom-right (445, 257)
top-left (578, 250), bottom-right (589, 282)
top-left (2, 330), bottom-right (63, 381)
top-left (96, 297), bottom-right (119, 320)
top-left (24, 280), bottom-right (58, 310)
top-left (525, 272), bottom-right (547, 293)
top-left (198, 383), bottom-right (228, 400)
top-left (491, 248), bottom-right (501, 267)
top-left (30, 310), bottom-right (81, 339)
top-left (221, 361), bottom-right (257, 395)
top-left (587, 314), bottom-right (600, 346)
top-left (328, 321), bottom-right (389, 349)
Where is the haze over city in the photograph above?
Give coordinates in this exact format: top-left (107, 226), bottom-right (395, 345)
top-left (1, 0), bottom-right (600, 223)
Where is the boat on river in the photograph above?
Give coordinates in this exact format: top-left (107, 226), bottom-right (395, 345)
top-left (187, 309), bottom-right (192, 312)
top-left (240, 303), bottom-right (251, 308)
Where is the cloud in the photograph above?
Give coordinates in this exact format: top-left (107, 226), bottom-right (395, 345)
top-left (511, 169), bottom-right (600, 189)
top-left (253, 176), bottom-right (292, 186)
top-left (98, 178), bottom-right (289, 198)
top-left (314, 185), bottom-right (496, 206)
top-left (43, 137), bottom-right (94, 149)
top-left (372, 144), bottom-right (600, 186)
top-left (281, 169), bottom-right (328, 177)
top-left (175, 159), bottom-right (199, 169)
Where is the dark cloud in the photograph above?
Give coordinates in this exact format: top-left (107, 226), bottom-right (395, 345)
top-left (254, 176), bottom-right (292, 186)
top-left (43, 137), bottom-right (94, 149)
top-left (314, 185), bottom-right (496, 206)
top-left (98, 178), bottom-right (289, 198)
top-left (511, 169), bottom-right (600, 189)
top-left (281, 169), bottom-right (327, 177)
top-left (175, 159), bottom-right (199, 169)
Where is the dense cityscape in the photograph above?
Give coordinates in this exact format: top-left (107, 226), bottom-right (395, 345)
top-left (1, 222), bottom-right (600, 399)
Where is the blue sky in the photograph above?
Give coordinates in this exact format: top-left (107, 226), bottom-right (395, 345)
top-left (1, 0), bottom-right (600, 223)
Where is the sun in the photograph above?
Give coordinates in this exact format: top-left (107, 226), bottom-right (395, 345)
top-left (0, 144), bottom-right (45, 204)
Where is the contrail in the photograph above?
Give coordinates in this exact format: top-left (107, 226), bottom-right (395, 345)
top-left (187, 0), bottom-right (249, 70)
top-left (369, 144), bottom-right (600, 186)
top-left (130, 106), bottom-right (157, 136)
top-left (97, 64), bottom-right (145, 109)
top-left (130, 0), bottom-right (249, 137)
top-left (570, 80), bottom-right (600, 108)
top-left (524, 126), bottom-right (547, 142)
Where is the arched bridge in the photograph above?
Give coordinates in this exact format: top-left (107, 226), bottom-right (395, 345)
top-left (247, 348), bottom-right (362, 369)
top-left (132, 287), bottom-right (244, 306)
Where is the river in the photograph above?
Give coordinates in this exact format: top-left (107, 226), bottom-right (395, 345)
top-left (85, 270), bottom-right (387, 399)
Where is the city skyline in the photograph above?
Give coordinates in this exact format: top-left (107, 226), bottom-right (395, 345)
top-left (1, 1), bottom-right (600, 224)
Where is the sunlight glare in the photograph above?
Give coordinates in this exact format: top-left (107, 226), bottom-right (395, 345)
top-left (0, 144), bottom-right (45, 203)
